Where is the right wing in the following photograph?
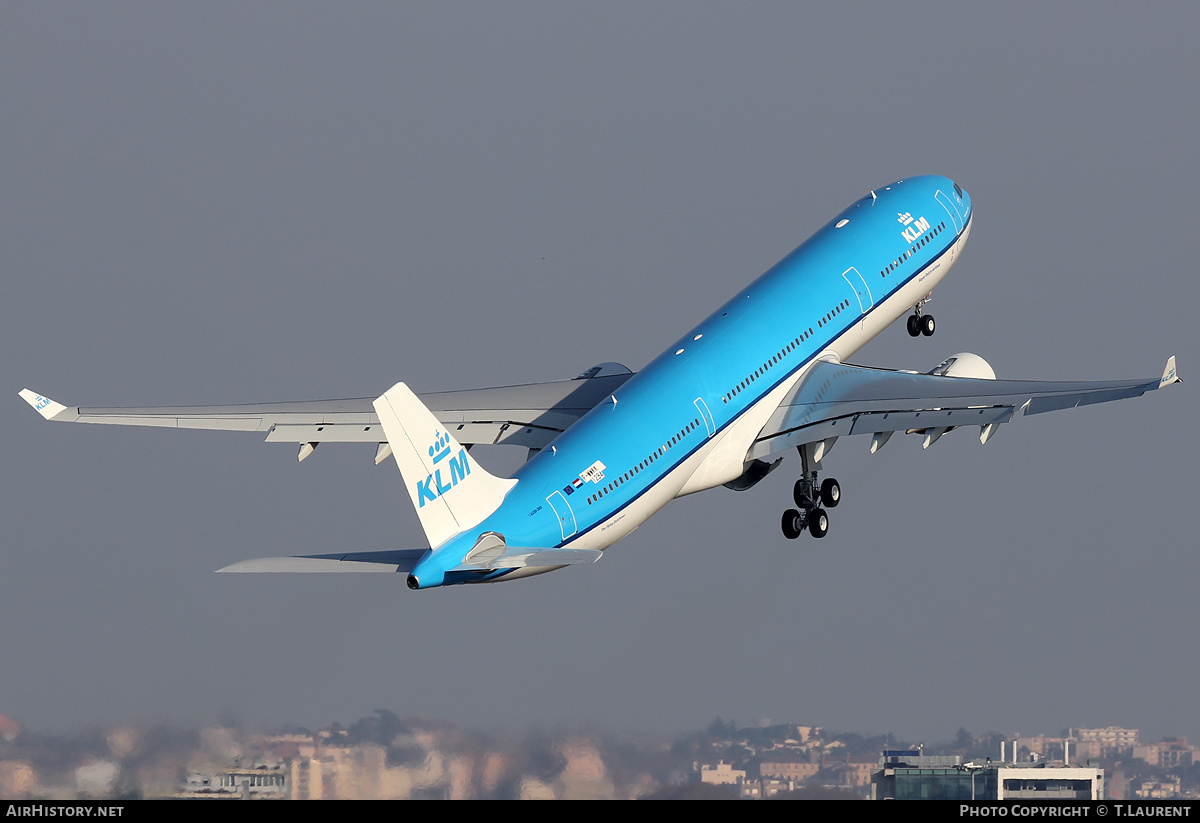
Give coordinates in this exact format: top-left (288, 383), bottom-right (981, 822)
top-left (749, 355), bottom-right (1180, 460)
top-left (19, 362), bottom-right (633, 461)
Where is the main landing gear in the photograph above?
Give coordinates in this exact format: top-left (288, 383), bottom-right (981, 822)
top-left (781, 444), bottom-right (840, 540)
top-left (907, 297), bottom-right (935, 337)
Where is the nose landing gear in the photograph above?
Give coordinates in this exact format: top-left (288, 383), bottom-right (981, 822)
top-left (907, 297), bottom-right (935, 337)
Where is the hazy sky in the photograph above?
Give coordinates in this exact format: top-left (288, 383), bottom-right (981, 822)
top-left (3, 4), bottom-right (1196, 746)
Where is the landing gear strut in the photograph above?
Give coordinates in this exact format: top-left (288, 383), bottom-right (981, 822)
top-left (907, 297), bottom-right (935, 337)
top-left (781, 443), bottom-right (840, 540)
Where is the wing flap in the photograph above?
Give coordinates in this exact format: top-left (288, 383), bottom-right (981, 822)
top-left (750, 406), bottom-right (1017, 460)
top-left (848, 406), bottom-right (1015, 435)
top-left (264, 423), bottom-right (385, 443)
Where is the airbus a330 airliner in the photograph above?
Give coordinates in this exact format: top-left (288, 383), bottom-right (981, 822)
top-left (21, 175), bottom-right (1180, 589)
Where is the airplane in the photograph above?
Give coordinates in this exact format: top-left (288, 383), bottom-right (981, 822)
top-left (20, 175), bottom-right (1180, 590)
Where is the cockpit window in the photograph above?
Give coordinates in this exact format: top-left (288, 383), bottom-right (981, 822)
top-left (953, 182), bottom-right (963, 199)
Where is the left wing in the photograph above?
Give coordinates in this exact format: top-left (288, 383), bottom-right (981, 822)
top-left (18, 363), bottom-right (634, 461)
top-left (750, 355), bottom-right (1180, 459)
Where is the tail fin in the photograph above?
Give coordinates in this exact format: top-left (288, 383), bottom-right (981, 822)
top-left (373, 382), bottom-right (517, 548)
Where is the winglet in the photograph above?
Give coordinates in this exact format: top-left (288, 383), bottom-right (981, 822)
top-left (1160, 356), bottom-right (1181, 387)
top-left (18, 389), bottom-right (71, 421)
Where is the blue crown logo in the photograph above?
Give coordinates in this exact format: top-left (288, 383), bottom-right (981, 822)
top-left (428, 431), bottom-right (452, 464)
top-left (415, 432), bottom-right (472, 508)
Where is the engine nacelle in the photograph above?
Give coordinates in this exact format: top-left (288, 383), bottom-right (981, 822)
top-left (927, 352), bottom-right (996, 380)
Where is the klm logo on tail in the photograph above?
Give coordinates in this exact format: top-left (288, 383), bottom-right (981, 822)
top-left (417, 431), bottom-right (471, 507)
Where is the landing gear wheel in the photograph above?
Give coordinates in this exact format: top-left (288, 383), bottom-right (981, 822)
top-left (819, 478), bottom-right (841, 508)
top-left (907, 315), bottom-right (921, 337)
top-left (921, 314), bottom-right (936, 336)
top-left (781, 509), bottom-right (804, 540)
top-left (808, 508), bottom-right (829, 538)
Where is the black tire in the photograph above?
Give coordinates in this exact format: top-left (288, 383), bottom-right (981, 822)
top-left (907, 315), bottom-right (921, 337)
top-left (820, 477), bottom-right (841, 508)
top-left (781, 509), bottom-right (804, 539)
top-left (809, 508), bottom-right (829, 538)
top-left (921, 314), bottom-right (936, 336)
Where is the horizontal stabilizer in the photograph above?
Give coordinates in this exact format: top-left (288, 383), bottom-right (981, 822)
top-left (217, 549), bottom-right (428, 573)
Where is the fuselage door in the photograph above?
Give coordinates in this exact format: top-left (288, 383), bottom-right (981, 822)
top-left (840, 267), bottom-right (874, 314)
top-left (546, 490), bottom-right (577, 541)
top-left (694, 397), bottom-right (716, 436)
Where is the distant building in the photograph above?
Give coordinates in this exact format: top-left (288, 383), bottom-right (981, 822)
top-left (697, 761), bottom-right (745, 785)
top-left (178, 765), bottom-right (287, 799)
top-left (1070, 726), bottom-right (1139, 746)
top-left (1134, 738), bottom-right (1193, 770)
top-left (740, 776), bottom-right (794, 799)
top-left (1133, 776), bottom-right (1182, 800)
top-left (833, 761), bottom-right (875, 789)
top-left (0, 760), bottom-right (37, 798)
top-left (872, 751), bottom-right (1104, 801)
top-left (872, 752), bottom-right (992, 800)
top-left (795, 726), bottom-right (822, 744)
top-left (254, 732), bottom-right (318, 760)
top-left (1069, 727), bottom-right (1139, 761)
top-left (1013, 735), bottom-right (1068, 762)
top-left (758, 759), bottom-right (818, 782)
top-left (996, 767), bottom-right (1105, 800)
top-left (290, 758), bottom-right (324, 800)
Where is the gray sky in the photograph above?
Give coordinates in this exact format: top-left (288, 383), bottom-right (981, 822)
top-left (3, 3), bottom-right (1196, 745)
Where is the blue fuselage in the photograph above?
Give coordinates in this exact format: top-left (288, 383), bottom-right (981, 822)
top-left (413, 175), bottom-right (973, 587)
